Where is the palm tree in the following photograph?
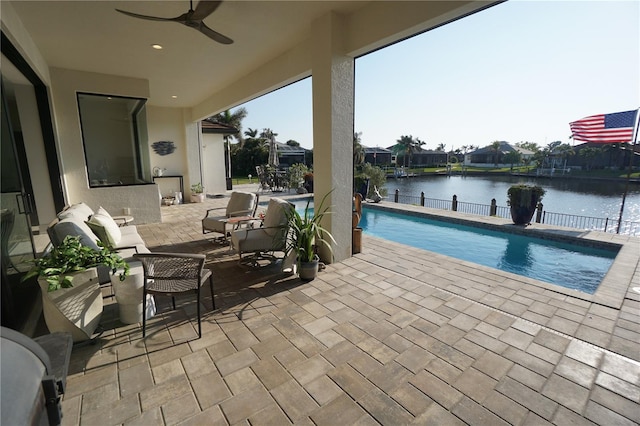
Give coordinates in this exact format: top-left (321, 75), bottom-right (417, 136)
top-left (353, 132), bottom-right (365, 168)
top-left (411, 138), bottom-right (426, 169)
top-left (210, 108), bottom-right (248, 146)
top-left (392, 135), bottom-right (411, 168)
top-left (244, 127), bottom-right (258, 138)
top-left (555, 143), bottom-right (575, 170)
top-left (516, 141), bottom-right (539, 153)
top-left (393, 135), bottom-right (423, 169)
top-left (436, 143), bottom-right (446, 152)
top-left (490, 141), bottom-right (502, 167)
top-left (260, 128), bottom-right (278, 141)
top-left (503, 150), bottom-right (522, 172)
top-left (210, 107), bottom-right (248, 179)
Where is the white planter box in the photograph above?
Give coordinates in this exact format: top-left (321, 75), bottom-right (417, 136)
top-left (38, 268), bottom-right (103, 342)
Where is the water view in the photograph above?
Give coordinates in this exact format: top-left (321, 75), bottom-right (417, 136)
top-left (385, 175), bottom-right (640, 223)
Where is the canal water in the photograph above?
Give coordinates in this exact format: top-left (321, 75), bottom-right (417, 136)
top-left (385, 175), bottom-right (640, 223)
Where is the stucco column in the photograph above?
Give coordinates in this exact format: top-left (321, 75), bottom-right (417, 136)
top-left (184, 118), bottom-right (202, 197)
top-left (311, 12), bottom-right (354, 263)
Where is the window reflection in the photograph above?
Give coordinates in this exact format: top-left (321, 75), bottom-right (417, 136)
top-left (77, 93), bottom-right (151, 187)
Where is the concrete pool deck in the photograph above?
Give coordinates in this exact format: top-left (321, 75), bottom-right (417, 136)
top-left (60, 187), bottom-right (640, 425)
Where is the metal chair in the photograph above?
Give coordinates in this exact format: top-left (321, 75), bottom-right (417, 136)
top-left (230, 197), bottom-right (294, 267)
top-left (202, 191), bottom-right (259, 242)
top-left (133, 253), bottom-right (214, 338)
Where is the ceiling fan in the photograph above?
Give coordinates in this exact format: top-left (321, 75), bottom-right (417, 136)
top-left (116, 0), bottom-right (233, 45)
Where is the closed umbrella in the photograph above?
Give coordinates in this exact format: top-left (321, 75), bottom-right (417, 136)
top-left (268, 135), bottom-right (279, 167)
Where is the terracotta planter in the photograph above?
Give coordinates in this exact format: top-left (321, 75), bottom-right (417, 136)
top-left (38, 268), bottom-right (103, 342)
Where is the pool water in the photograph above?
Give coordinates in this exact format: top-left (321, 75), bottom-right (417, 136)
top-left (290, 200), bottom-right (617, 293)
top-left (358, 209), bottom-right (617, 294)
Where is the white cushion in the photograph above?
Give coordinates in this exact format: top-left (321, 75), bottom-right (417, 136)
top-left (117, 226), bottom-right (146, 248)
top-left (57, 202), bottom-right (94, 221)
top-left (231, 228), bottom-right (287, 253)
top-left (262, 198), bottom-right (292, 236)
top-left (226, 191), bottom-right (257, 217)
top-left (89, 207), bottom-right (122, 247)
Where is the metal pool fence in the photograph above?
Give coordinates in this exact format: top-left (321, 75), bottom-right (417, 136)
top-left (391, 189), bottom-right (640, 236)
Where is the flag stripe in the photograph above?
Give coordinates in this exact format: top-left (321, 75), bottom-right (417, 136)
top-left (569, 109), bottom-right (638, 144)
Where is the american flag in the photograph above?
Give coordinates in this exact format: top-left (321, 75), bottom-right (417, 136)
top-left (569, 109), bottom-right (638, 144)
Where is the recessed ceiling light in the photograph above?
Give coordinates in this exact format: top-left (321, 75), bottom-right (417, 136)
top-left (151, 44), bottom-right (163, 50)
top-left (171, 95), bottom-right (178, 99)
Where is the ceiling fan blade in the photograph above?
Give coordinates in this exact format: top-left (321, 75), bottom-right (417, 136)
top-left (191, 1), bottom-right (223, 21)
top-left (198, 22), bottom-right (233, 44)
top-left (115, 9), bottom-right (181, 22)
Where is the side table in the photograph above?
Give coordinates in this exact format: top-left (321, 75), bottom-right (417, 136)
top-left (225, 216), bottom-right (258, 249)
top-left (112, 215), bottom-right (134, 227)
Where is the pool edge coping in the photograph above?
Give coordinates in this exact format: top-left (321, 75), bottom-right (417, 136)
top-left (363, 201), bottom-right (639, 310)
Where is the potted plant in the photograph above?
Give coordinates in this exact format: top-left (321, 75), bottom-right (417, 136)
top-left (507, 184), bottom-right (545, 225)
top-left (285, 192), bottom-right (336, 281)
top-left (303, 172), bottom-right (314, 193)
top-left (23, 235), bottom-right (129, 291)
top-left (21, 236), bottom-right (130, 341)
top-left (191, 182), bottom-right (205, 203)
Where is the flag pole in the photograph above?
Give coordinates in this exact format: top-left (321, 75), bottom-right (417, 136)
top-left (616, 108), bottom-right (640, 233)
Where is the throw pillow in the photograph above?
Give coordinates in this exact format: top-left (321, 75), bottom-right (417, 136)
top-left (57, 202), bottom-right (94, 221)
top-left (85, 221), bottom-right (112, 249)
top-left (89, 207), bottom-right (122, 247)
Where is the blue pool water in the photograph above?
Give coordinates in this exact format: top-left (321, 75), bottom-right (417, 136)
top-left (292, 200), bottom-right (617, 294)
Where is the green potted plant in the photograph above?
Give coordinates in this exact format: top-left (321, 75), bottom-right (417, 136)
top-left (21, 235), bottom-right (129, 342)
top-left (285, 192), bottom-right (336, 281)
top-left (23, 235), bottom-right (129, 292)
top-left (507, 184), bottom-right (545, 225)
top-left (191, 182), bottom-right (205, 203)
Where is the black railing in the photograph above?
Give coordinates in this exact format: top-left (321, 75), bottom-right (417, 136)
top-left (391, 189), bottom-right (640, 236)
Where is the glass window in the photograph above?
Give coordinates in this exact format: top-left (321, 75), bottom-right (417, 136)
top-left (77, 93), bottom-right (151, 187)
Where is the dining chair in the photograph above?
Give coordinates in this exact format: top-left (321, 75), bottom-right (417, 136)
top-left (133, 253), bottom-right (214, 338)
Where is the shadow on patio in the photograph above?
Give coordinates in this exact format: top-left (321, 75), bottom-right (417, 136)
top-left (59, 198), bottom-right (640, 426)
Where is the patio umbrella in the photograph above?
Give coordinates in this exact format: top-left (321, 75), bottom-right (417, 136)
top-left (268, 134), bottom-right (279, 167)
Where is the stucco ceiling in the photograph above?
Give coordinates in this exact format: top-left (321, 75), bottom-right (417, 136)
top-left (7, 1), bottom-right (366, 107)
top-left (6, 1), bottom-right (497, 112)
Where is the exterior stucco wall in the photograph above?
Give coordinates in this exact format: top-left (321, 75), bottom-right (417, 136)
top-left (48, 68), bottom-right (161, 224)
top-left (146, 106), bottom-right (189, 198)
top-left (311, 12), bottom-right (354, 263)
top-left (201, 133), bottom-right (227, 196)
top-left (1, 2), bottom-right (51, 85)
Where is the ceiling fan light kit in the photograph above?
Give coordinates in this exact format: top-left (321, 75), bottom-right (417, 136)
top-left (116, 0), bottom-right (233, 45)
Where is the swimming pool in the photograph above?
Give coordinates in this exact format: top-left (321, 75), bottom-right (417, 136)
top-left (290, 199), bottom-right (618, 294)
top-left (359, 208), bottom-right (617, 294)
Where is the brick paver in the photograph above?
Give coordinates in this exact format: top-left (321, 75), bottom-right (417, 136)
top-left (60, 190), bottom-right (640, 425)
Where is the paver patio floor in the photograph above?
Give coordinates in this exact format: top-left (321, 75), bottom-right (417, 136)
top-left (60, 189), bottom-right (640, 425)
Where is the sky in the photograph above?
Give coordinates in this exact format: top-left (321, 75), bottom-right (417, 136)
top-left (231, 0), bottom-right (639, 151)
